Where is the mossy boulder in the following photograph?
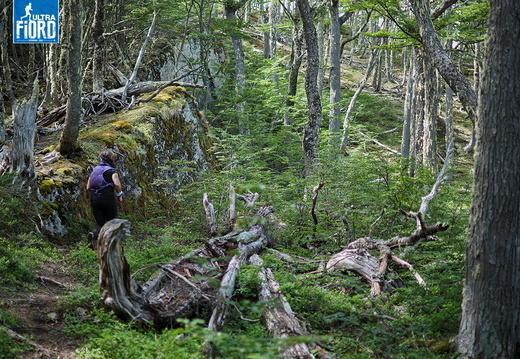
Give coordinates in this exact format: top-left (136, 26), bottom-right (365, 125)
top-left (35, 87), bottom-right (216, 240)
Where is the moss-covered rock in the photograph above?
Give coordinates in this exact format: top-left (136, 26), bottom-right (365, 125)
top-left (34, 87), bottom-right (216, 239)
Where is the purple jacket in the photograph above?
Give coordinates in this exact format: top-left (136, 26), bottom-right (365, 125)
top-left (89, 163), bottom-right (115, 193)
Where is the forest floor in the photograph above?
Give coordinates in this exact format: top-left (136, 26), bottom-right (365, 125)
top-left (2, 258), bottom-right (85, 358)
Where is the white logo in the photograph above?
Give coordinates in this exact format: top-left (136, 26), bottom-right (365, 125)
top-left (14, 1), bottom-right (58, 43)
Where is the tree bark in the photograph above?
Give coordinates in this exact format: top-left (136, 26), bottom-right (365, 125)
top-left (401, 55), bottom-right (414, 158)
top-left (224, 0), bottom-right (248, 135)
top-left (456, 0), bottom-right (520, 357)
top-left (250, 254), bottom-right (317, 359)
top-left (7, 78), bottom-right (39, 181)
top-left (59, 0), bottom-right (83, 155)
top-left (0, 10), bottom-right (17, 115)
top-left (328, 0), bottom-right (341, 142)
top-left (0, 18), bottom-right (4, 143)
top-left (284, 13), bottom-right (304, 126)
top-left (297, 0), bottom-right (323, 177)
top-left (422, 54), bottom-right (438, 170)
top-left (410, 46), bottom-right (425, 176)
top-left (92, 0), bottom-right (105, 92)
top-left (444, 84), bottom-right (454, 179)
top-left (268, 0), bottom-right (279, 59)
top-left (409, 0), bottom-right (478, 151)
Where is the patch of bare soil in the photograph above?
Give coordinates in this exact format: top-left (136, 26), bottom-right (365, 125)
top-left (1, 262), bottom-right (86, 359)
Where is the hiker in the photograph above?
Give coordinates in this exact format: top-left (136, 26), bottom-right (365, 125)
top-left (86, 150), bottom-right (123, 248)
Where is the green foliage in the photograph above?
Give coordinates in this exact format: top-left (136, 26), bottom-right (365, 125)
top-left (0, 241), bottom-right (35, 285)
top-left (77, 318), bottom-right (281, 359)
top-left (0, 308), bottom-right (30, 358)
top-left (0, 174), bottom-right (41, 238)
top-left (0, 326), bottom-right (29, 359)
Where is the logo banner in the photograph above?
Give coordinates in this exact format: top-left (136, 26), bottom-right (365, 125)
top-left (13, 0), bottom-right (60, 43)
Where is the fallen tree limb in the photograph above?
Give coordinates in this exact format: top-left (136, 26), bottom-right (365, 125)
top-left (326, 158), bottom-right (452, 296)
top-left (250, 255), bottom-right (334, 359)
top-left (0, 324), bottom-right (54, 356)
top-left (98, 207), bottom-right (275, 328)
top-left (36, 80), bottom-right (205, 128)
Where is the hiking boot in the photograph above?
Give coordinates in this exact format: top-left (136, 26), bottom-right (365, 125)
top-left (87, 232), bottom-right (97, 250)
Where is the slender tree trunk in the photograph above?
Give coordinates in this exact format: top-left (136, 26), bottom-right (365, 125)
top-left (92, 0), bottom-right (105, 92)
top-left (262, 2), bottom-right (270, 59)
top-left (401, 58), bottom-right (414, 158)
top-left (457, 1), bottom-right (520, 357)
top-left (0, 87), bottom-right (4, 143)
top-left (58, 0), bottom-right (70, 98)
top-left (59, 0), bottom-right (83, 155)
top-left (328, 0), bottom-right (341, 142)
top-left (409, 0), bottom-right (477, 152)
top-left (340, 50), bottom-right (378, 152)
top-left (444, 84), bottom-right (454, 179)
top-left (0, 19), bottom-right (5, 143)
top-left (297, 0), bottom-right (322, 176)
top-left (268, 0), bottom-right (279, 59)
top-left (316, 12), bottom-right (326, 96)
top-left (422, 54), bottom-right (438, 170)
top-left (284, 15), bottom-right (303, 126)
top-left (410, 46), bottom-right (425, 176)
top-left (1, 12), bottom-right (17, 115)
top-left (225, 1), bottom-right (248, 134)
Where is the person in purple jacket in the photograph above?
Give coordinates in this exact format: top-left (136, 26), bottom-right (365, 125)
top-left (86, 150), bottom-right (123, 248)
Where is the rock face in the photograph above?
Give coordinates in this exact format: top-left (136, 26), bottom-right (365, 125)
top-left (36, 87), bottom-right (215, 239)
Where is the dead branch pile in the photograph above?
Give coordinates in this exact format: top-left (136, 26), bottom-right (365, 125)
top-left (98, 206), bottom-right (274, 328)
top-left (37, 78), bottom-right (204, 129)
top-left (326, 144), bottom-right (454, 296)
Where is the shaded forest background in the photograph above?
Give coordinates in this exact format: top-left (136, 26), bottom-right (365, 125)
top-left (0, 0), bottom-right (491, 357)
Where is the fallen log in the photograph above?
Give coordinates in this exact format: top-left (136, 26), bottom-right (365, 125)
top-left (250, 254), bottom-right (336, 359)
top-left (326, 150), bottom-right (453, 296)
top-left (97, 206), bottom-right (275, 328)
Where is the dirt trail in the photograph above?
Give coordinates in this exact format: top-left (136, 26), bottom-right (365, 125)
top-left (1, 262), bottom-right (86, 359)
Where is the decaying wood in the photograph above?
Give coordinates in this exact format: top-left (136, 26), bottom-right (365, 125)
top-left (311, 180), bottom-right (326, 230)
top-left (1, 77), bottom-right (39, 181)
top-left (0, 324), bottom-right (54, 356)
top-left (123, 11), bottom-right (158, 101)
top-left (250, 254), bottom-right (335, 359)
top-left (98, 206), bottom-right (275, 328)
top-left (327, 153), bottom-right (452, 296)
top-left (36, 79), bottom-right (204, 128)
top-left (202, 193), bottom-right (217, 236)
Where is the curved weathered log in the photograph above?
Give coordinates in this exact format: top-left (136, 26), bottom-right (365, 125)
top-left (327, 214), bottom-right (448, 296)
top-left (98, 219), bottom-right (153, 322)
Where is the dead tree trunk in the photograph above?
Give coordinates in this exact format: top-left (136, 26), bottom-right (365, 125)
top-left (327, 148), bottom-right (453, 296)
top-left (98, 207), bottom-right (275, 328)
top-left (251, 254), bottom-right (324, 359)
top-left (2, 78), bottom-right (39, 182)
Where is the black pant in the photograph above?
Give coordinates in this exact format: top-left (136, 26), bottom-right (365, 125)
top-left (90, 190), bottom-right (118, 238)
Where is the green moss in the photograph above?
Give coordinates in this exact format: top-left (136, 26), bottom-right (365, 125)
top-left (111, 120), bottom-right (133, 131)
top-left (39, 179), bottom-right (56, 197)
top-left (55, 167), bottom-right (74, 177)
top-left (41, 144), bottom-right (57, 154)
top-left (41, 201), bottom-right (59, 212)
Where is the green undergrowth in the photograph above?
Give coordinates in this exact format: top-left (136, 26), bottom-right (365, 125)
top-left (1, 53), bottom-right (472, 358)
